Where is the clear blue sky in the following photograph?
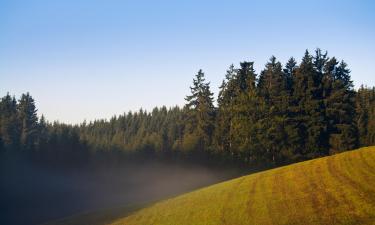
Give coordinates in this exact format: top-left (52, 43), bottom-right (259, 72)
top-left (1, 0), bottom-right (374, 124)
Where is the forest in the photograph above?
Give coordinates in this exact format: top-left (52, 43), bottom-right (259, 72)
top-left (1, 49), bottom-right (375, 168)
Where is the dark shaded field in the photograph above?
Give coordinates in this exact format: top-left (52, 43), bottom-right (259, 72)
top-left (0, 154), bottom-right (239, 225)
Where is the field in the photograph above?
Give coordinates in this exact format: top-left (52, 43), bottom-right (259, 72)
top-left (111, 147), bottom-right (375, 225)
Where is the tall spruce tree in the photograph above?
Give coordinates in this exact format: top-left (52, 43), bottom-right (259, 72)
top-left (324, 59), bottom-right (357, 152)
top-left (215, 64), bottom-right (237, 155)
top-left (37, 114), bottom-right (49, 151)
top-left (18, 93), bottom-right (39, 150)
top-left (230, 62), bottom-right (262, 163)
top-left (0, 93), bottom-right (19, 150)
top-left (306, 48), bottom-right (329, 156)
top-left (258, 56), bottom-right (290, 164)
top-left (356, 86), bottom-right (375, 146)
top-left (283, 57), bottom-right (303, 161)
top-left (296, 49), bottom-right (328, 157)
top-left (184, 70), bottom-right (215, 153)
top-left (284, 57), bottom-right (297, 92)
top-left (289, 51), bottom-right (310, 157)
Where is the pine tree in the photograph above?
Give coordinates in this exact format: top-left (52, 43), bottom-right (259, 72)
top-left (356, 85), bottom-right (368, 146)
top-left (0, 93), bottom-right (19, 150)
top-left (184, 70), bottom-right (215, 153)
top-left (300, 49), bottom-right (329, 157)
top-left (356, 86), bottom-right (375, 146)
top-left (289, 51), bottom-right (310, 157)
top-left (257, 56), bottom-right (290, 164)
top-left (335, 61), bottom-right (357, 150)
top-left (18, 93), bottom-right (39, 150)
top-left (37, 114), bottom-right (49, 151)
top-left (325, 59), bottom-right (357, 152)
top-left (282, 57), bottom-right (301, 160)
top-left (215, 64), bottom-right (237, 155)
top-left (283, 57), bottom-right (297, 92)
top-left (230, 61), bottom-right (262, 163)
top-left (307, 49), bottom-right (329, 156)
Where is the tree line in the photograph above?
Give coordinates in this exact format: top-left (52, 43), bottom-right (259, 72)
top-left (1, 49), bottom-right (375, 167)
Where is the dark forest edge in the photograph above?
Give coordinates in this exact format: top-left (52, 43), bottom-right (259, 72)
top-left (1, 48), bottom-right (375, 170)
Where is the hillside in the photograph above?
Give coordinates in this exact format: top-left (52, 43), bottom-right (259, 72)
top-left (111, 147), bottom-right (375, 225)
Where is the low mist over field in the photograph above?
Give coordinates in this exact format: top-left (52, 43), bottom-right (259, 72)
top-left (0, 155), bottom-right (238, 225)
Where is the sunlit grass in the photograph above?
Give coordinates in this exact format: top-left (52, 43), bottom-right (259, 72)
top-left (112, 147), bottom-right (375, 225)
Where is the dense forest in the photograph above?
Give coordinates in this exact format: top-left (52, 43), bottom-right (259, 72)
top-left (1, 49), bottom-right (375, 168)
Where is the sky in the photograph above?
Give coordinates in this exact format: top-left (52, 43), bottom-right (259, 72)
top-left (1, 0), bottom-right (375, 124)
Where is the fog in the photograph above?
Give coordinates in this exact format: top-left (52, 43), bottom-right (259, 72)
top-left (0, 154), bottom-right (239, 225)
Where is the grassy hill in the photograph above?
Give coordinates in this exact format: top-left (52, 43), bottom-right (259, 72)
top-left (111, 147), bottom-right (375, 225)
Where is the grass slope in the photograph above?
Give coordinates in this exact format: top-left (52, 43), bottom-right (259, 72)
top-left (112, 147), bottom-right (375, 225)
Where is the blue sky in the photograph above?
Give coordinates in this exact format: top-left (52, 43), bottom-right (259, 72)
top-left (1, 0), bottom-right (374, 124)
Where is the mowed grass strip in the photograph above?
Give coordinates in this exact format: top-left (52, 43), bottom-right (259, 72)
top-left (111, 147), bottom-right (375, 225)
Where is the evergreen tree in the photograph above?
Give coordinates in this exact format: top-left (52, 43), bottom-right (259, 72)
top-left (283, 57), bottom-right (302, 161)
top-left (325, 59), bottom-right (357, 152)
top-left (258, 56), bottom-right (290, 164)
top-left (184, 70), bottom-right (215, 153)
top-left (230, 62), bottom-right (262, 163)
top-left (215, 64), bottom-right (237, 155)
top-left (0, 93), bottom-right (19, 150)
top-left (299, 49), bottom-right (328, 157)
top-left (356, 86), bottom-right (375, 146)
top-left (289, 51), bottom-right (310, 157)
top-left (37, 114), bottom-right (49, 151)
top-left (283, 57), bottom-right (297, 92)
top-left (17, 93), bottom-right (39, 150)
